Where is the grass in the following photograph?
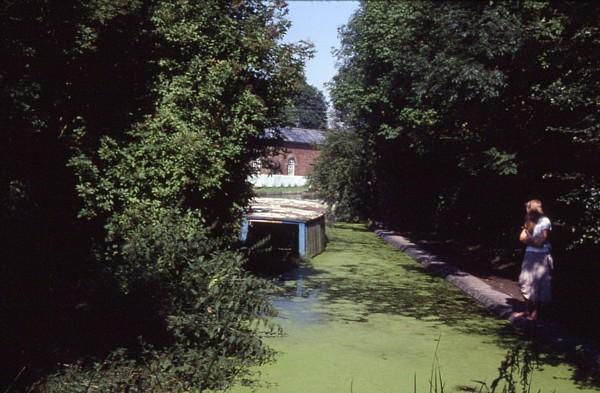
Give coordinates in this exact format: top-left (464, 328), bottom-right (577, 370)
top-left (254, 185), bottom-right (310, 195)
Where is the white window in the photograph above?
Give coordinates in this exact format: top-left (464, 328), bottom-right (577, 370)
top-left (287, 157), bottom-right (296, 176)
top-left (252, 158), bottom-right (261, 173)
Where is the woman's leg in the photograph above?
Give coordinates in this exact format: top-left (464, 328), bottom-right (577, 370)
top-left (527, 302), bottom-right (539, 320)
top-left (529, 254), bottom-right (552, 321)
top-left (516, 253), bottom-right (535, 318)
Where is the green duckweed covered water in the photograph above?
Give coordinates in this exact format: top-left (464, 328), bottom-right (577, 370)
top-left (232, 224), bottom-right (598, 393)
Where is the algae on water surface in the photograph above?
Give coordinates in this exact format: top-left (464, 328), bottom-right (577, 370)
top-left (232, 224), bottom-right (599, 392)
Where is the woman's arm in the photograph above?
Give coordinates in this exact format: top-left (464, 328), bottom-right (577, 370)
top-left (519, 227), bottom-right (529, 244)
top-left (522, 229), bottom-right (549, 247)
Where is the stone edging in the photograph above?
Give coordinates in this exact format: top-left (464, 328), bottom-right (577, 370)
top-left (374, 229), bottom-right (519, 319)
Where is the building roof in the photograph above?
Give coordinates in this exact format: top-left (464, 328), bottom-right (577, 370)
top-left (264, 127), bottom-right (326, 145)
top-left (246, 197), bottom-right (326, 223)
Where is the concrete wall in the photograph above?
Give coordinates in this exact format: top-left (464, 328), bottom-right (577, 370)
top-left (250, 174), bottom-right (307, 188)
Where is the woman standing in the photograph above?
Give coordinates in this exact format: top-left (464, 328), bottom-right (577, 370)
top-left (517, 199), bottom-right (553, 321)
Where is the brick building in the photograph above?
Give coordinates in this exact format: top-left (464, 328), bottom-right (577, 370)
top-left (251, 127), bottom-right (325, 187)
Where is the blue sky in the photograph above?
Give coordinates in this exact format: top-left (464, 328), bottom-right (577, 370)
top-left (283, 1), bottom-right (360, 104)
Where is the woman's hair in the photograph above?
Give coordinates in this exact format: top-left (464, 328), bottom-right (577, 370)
top-left (524, 199), bottom-right (544, 233)
top-left (525, 199), bottom-right (544, 215)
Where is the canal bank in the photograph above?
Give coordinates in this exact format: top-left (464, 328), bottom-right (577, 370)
top-left (231, 224), bottom-right (599, 392)
top-left (374, 224), bottom-right (600, 385)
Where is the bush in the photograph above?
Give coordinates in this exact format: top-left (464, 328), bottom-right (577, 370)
top-left (309, 128), bottom-right (374, 222)
top-left (36, 208), bottom-right (278, 392)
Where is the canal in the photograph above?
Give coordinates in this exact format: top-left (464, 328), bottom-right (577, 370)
top-left (233, 223), bottom-right (599, 392)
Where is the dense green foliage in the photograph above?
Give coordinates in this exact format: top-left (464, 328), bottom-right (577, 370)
top-left (284, 79), bottom-right (328, 129)
top-left (38, 213), bottom-right (279, 392)
top-left (1, 0), bottom-right (308, 390)
top-left (317, 0), bottom-right (600, 247)
top-left (2, 0), bottom-right (158, 385)
top-left (313, 0), bottom-right (600, 330)
top-left (310, 128), bottom-right (373, 221)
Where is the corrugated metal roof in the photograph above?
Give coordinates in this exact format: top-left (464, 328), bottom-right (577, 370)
top-left (247, 197), bottom-right (326, 223)
top-left (264, 127), bottom-right (325, 145)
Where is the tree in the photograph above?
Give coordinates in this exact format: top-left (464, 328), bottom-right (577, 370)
top-left (284, 79), bottom-right (328, 129)
top-left (1, 0), bottom-right (160, 384)
top-left (310, 128), bottom-right (374, 221)
top-left (327, 1), bottom-right (600, 246)
top-left (68, 0), bottom-right (310, 388)
top-left (1, 0), bottom-right (310, 390)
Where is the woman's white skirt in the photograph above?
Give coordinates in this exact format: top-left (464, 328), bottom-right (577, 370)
top-left (519, 252), bottom-right (553, 303)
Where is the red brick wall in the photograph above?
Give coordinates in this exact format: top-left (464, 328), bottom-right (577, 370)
top-left (261, 142), bottom-right (321, 176)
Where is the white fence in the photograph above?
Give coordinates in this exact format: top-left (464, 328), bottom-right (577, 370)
top-left (249, 174), bottom-right (307, 188)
